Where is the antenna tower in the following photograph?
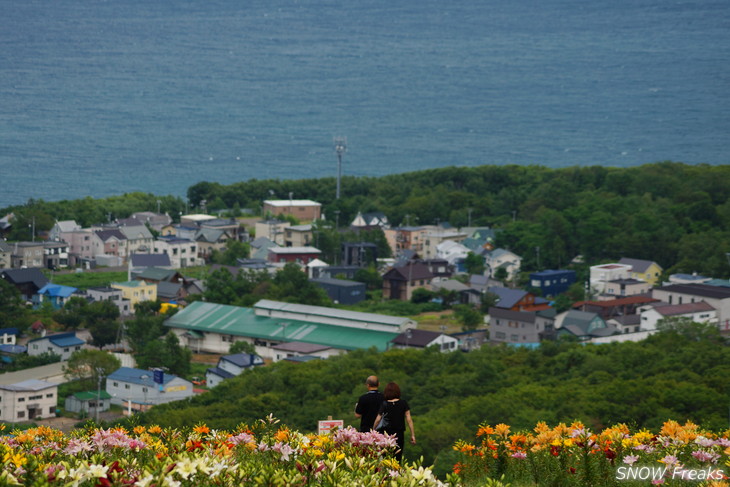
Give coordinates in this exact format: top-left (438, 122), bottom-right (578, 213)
top-left (334, 136), bottom-right (347, 199)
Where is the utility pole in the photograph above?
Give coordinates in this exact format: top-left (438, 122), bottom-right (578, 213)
top-left (95, 368), bottom-right (104, 424)
top-left (334, 137), bottom-right (347, 200)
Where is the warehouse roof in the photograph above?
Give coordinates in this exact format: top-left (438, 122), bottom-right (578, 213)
top-left (165, 301), bottom-right (398, 351)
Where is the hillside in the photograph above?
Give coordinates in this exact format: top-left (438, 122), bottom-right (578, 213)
top-left (133, 322), bottom-right (730, 475)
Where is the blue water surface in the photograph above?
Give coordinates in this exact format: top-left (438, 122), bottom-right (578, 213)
top-left (1, 0), bottom-right (728, 207)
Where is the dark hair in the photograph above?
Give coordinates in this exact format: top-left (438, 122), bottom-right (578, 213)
top-left (383, 382), bottom-right (401, 400)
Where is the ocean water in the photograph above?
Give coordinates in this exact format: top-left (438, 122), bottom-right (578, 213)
top-left (1, 0), bottom-right (728, 208)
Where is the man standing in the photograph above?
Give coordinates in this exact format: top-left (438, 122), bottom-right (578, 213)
top-left (354, 375), bottom-right (385, 432)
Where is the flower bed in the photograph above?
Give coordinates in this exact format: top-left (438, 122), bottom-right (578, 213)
top-left (452, 420), bottom-right (730, 486)
top-left (0, 415), bottom-right (450, 486)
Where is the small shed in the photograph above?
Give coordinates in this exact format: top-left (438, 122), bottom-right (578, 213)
top-left (310, 277), bottom-right (366, 305)
top-left (65, 390), bottom-right (112, 415)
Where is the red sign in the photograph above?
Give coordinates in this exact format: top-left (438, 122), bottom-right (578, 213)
top-left (318, 419), bottom-right (344, 435)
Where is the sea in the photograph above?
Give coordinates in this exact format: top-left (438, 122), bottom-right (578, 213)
top-left (1, 0), bottom-right (728, 209)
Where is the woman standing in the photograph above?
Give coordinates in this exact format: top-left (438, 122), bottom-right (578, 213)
top-left (373, 382), bottom-right (416, 462)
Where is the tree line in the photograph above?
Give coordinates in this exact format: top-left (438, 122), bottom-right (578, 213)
top-left (3, 161), bottom-right (729, 277)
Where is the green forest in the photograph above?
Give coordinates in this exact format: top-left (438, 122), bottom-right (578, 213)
top-left (133, 321), bottom-right (730, 477)
top-left (4, 161), bottom-right (730, 277)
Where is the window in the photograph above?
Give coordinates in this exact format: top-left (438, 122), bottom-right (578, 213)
top-left (17, 411), bottom-right (25, 419)
top-left (18, 397), bottom-right (25, 402)
top-left (46, 393), bottom-right (54, 398)
top-left (113, 382), bottom-right (118, 387)
top-left (29, 395), bottom-right (43, 400)
top-left (124, 384), bottom-right (130, 389)
top-left (495, 332), bottom-right (506, 339)
top-left (49, 407), bottom-right (55, 414)
top-left (510, 334), bottom-right (519, 342)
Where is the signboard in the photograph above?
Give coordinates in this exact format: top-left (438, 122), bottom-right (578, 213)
top-left (165, 385), bottom-right (188, 393)
top-left (317, 419), bottom-right (344, 435)
top-left (153, 368), bottom-right (164, 385)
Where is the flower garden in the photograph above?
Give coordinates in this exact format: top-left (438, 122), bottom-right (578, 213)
top-left (453, 420), bottom-right (730, 487)
top-left (1, 417), bottom-right (729, 486)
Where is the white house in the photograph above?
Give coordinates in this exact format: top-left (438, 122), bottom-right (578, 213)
top-left (152, 237), bottom-right (199, 268)
top-left (27, 332), bottom-right (86, 361)
top-left (0, 379), bottom-right (58, 423)
top-left (270, 342), bottom-right (341, 362)
top-left (205, 353), bottom-right (265, 388)
top-left (106, 367), bottom-right (193, 414)
top-left (589, 263), bottom-right (633, 295)
top-left (436, 240), bottom-right (471, 267)
top-left (638, 301), bottom-right (718, 331)
top-left (389, 329), bottom-right (459, 352)
top-left (652, 283), bottom-right (730, 332)
top-left (485, 248), bottom-right (522, 281)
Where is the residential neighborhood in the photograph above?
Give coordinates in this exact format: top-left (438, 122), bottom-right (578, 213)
top-left (0, 195), bottom-right (729, 427)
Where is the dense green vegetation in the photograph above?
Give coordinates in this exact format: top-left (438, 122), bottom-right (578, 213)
top-left (133, 322), bottom-right (730, 476)
top-left (4, 162), bottom-right (730, 277)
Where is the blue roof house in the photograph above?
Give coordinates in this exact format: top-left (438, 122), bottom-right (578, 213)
top-left (34, 283), bottom-right (78, 309)
top-left (529, 270), bottom-right (576, 298)
top-left (0, 327), bottom-right (20, 346)
top-left (106, 367), bottom-right (193, 414)
top-left (27, 332), bottom-right (85, 360)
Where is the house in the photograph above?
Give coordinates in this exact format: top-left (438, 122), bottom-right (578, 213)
top-left (484, 248), bottom-right (522, 281)
top-left (255, 220), bottom-right (290, 246)
top-left (118, 225), bottom-right (155, 256)
top-left (638, 301), bottom-right (717, 331)
top-left (106, 367), bottom-right (193, 414)
top-left (267, 246), bottom-right (321, 265)
top-left (603, 278), bottom-right (652, 298)
top-left (156, 281), bottom-right (185, 303)
top-left (262, 199), bottom-right (322, 222)
top-left (270, 342), bottom-right (338, 363)
top-left (422, 229), bottom-right (468, 260)
top-left (0, 240), bottom-right (11, 269)
top-left (487, 286), bottom-right (551, 312)
top-left (27, 332), bottom-right (85, 360)
top-left (384, 226), bottom-right (428, 255)
top-left (574, 295), bottom-right (659, 321)
top-left (197, 218), bottom-right (242, 242)
top-left (34, 283), bottom-right (78, 309)
top-left (195, 228), bottom-right (231, 260)
top-left (48, 220), bottom-right (81, 242)
top-left (607, 314), bottom-right (643, 335)
top-left (554, 310), bottom-right (618, 341)
top-left (92, 229), bottom-right (127, 260)
top-left (85, 286), bottom-right (131, 316)
top-left (431, 279), bottom-right (482, 306)
top-left (119, 212), bottom-right (172, 232)
top-left (205, 353), bottom-right (265, 388)
top-left (422, 258), bottom-right (454, 280)
top-left (0, 379), bottom-right (57, 423)
top-left (488, 308), bottom-right (555, 346)
top-left (10, 242), bottom-right (45, 268)
top-left (165, 300), bottom-right (407, 358)
top-left (382, 261), bottom-right (434, 301)
top-left (0, 327), bottom-right (20, 345)
top-left (350, 211), bottom-right (389, 230)
top-left (389, 329), bottom-right (459, 352)
top-left (306, 258), bottom-right (329, 279)
top-left (589, 263), bottom-right (633, 295)
top-left (436, 240), bottom-right (471, 269)
top-left (62, 228), bottom-right (95, 265)
top-left (64, 390), bottom-right (112, 416)
top-left (42, 241), bottom-right (70, 270)
top-left (651, 283), bottom-right (730, 332)
top-left (529, 269), bottom-right (576, 297)
top-left (284, 225), bottom-right (314, 248)
top-left (152, 236), bottom-right (199, 268)
top-left (468, 274), bottom-right (504, 294)
top-left (310, 277), bottom-right (366, 305)
top-left (317, 265), bottom-right (361, 280)
top-left (1, 268), bottom-right (49, 301)
top-left (618, 258), bottom-right (663, 286)
top-left (133, 267), bottom-right (184, 284)
top-left (111, 280), bottom-right (157, 311)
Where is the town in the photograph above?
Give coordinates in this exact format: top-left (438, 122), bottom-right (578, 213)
top-left (1, 184), bottom-right (729, 430)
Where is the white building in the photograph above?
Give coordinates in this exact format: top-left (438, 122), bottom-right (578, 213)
top-left (485, 248), bottom-right (522, 281)
top-left (638, 301), bottom-right (718, 331)
top-left (589, 263), bottom-right (632, 295)
top-left (27, 332), bottom-right (86, 361)
top-left (106, 367), bottom-right (193, 414)
top-left (152, 237), bottom-right (199, 268)
top-left (652, 283), bottom-right (730, 332)
top-left (205, 353), bottom-right (265, 388)
top-left (0, 379), bottom-right (57, 423)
